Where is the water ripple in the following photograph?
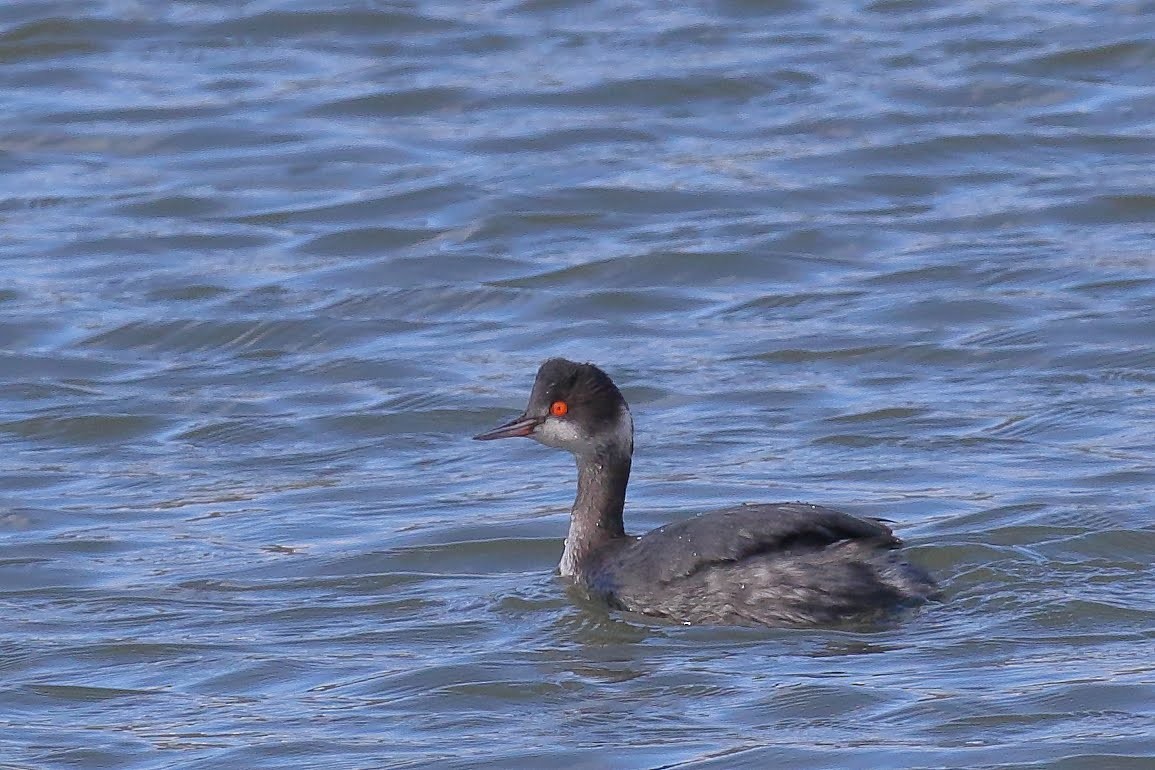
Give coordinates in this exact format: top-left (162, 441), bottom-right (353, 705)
top-left (2, 0), bottom-right (1153, 767)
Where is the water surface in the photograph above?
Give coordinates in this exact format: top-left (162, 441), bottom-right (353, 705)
top-left (1, 1), bottom-right (1153, 768)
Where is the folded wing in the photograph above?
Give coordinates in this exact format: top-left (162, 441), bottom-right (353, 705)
top-left (612, 502), bottom-right (900, 585)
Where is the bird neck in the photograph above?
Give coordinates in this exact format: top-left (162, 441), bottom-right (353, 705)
top-left (559, 447), bottom-right (631, 577)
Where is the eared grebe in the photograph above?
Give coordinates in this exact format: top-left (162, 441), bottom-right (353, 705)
top-left (474, 358), bottom-right (937, 626)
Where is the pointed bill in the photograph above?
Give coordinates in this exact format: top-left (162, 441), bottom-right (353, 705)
top-left (473, 414), bottom-right (543, 441)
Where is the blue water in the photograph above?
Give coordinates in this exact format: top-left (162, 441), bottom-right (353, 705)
top-left (1, 1), bottom-right (1153, 767)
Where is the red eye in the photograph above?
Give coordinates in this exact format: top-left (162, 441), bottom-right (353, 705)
top-left (550, 400), bottom-right (568, 417)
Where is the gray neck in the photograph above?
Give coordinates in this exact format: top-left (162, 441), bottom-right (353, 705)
top-left (559, 448), bottom-right (631, 577)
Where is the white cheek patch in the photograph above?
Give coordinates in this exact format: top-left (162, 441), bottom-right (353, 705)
top-left (532, 405), bottom-right (634, 455)
top-left (533, 418), bottom-right (586, 451)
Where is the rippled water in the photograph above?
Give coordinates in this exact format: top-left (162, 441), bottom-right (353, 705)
top-left (2, 1), bottom-right (1154, 767)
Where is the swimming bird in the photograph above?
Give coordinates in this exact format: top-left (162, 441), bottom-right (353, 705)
top-left (474, 358), bottom-right (937, 626)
